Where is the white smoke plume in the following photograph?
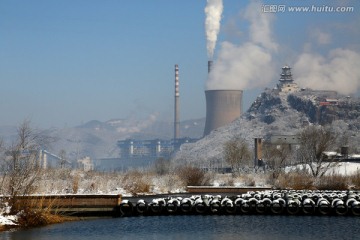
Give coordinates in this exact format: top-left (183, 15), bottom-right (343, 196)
top-left (205, 0), bottom-right (223, 59)
top-left (206, 1), bottom-right (278, 90)
top-left (293, 48), bottom-right (360, 95)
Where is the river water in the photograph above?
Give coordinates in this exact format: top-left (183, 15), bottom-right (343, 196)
top-left (2, 215), bottom-right (360, 240)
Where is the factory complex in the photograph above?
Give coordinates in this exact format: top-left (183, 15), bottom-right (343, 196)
top-left (108, 63), bottom-right (298, 170)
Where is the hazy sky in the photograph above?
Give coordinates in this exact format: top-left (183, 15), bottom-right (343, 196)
top-left (0, 0), bottom-right (359, 128)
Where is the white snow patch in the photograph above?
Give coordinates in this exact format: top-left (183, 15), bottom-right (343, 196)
top-left (0, 215), bottom-right (18, 226)
top-left (327, 162), bottom-right (360, 176)
top-left (285, 162), bottom-right (360, 176)
top-left (0, 203), bottom-right (18, 226)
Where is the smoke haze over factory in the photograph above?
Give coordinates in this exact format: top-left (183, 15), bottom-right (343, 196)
top-left (0, 1), bottom-right (359, 128)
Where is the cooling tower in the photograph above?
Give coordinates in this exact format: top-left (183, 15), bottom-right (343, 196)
top-left (203, 90), bottom-right (243, 136)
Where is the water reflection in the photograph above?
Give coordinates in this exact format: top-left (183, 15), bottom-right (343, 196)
top-left (2, 215), bottom-right (360, 240)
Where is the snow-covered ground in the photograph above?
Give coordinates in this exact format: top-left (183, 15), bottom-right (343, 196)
top-left (286, 162), bottom-right (360, 176)
top-left (0, 215), bottom-right (17, 226)
top-left (0, 203), bottom-right (17, 227)
top-left (1, 162), bottom-right (360, 228)
top-left (324, 162), bottom-right (360, 175)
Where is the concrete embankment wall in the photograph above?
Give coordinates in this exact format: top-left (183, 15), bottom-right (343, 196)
top-left (4, 189), bottom-right (360, 217)
top-left (7, 195), bottom-right (122, 217)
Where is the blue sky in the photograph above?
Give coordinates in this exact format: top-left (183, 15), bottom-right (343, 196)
top-left (0, 0), bottom-right (359, 128)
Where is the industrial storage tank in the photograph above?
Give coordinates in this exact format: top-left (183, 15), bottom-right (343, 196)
top-left (203, 90), bottom-right (242, 136)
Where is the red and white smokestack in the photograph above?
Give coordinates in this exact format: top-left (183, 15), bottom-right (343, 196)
top-left (174, 64), bottom-right (180, 140)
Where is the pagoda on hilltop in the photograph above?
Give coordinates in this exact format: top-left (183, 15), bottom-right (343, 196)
top-left (277, 65), bottom-right (299, 93)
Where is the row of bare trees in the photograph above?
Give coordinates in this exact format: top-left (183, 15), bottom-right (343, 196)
top-left (223, 125), bottom-right (345, 179)
top-left (0, 120), bottom-right (349, 201)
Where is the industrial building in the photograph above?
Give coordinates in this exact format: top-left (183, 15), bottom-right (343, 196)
top-left (93, 64), bottom-right (200, 171)
top-left (114, 64), bottom-right (199, 161)
top-left (114, 60), bottom-right (244, 166)
top-left (91, 137), bottom-right (199, 171)
top-left (102, 64), bottom-right (309, 170)
top-left (117, 137), bottom-right (198, 160)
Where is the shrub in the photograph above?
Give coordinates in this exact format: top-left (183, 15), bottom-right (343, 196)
top-left (224, 177), bottom-right (235, 186)
top-left (13, 196), bottom-right (73, 228)
top-left (17, 209), bottom-right (64, 228)
top-left (315, 174), bottom-right (349, 190)
top-left (243, 175), bottom-right (256, 186)
top-left (176, 165), bottom-right (211, 186)
top-left (349, 171), bottom-right (360, 189)
top-left (275, 172), bottom-right (315, 190)
top-left (122, 170), bottom-right (151, 195)
top-left (154, 174), bottom-right (183, 193)
top-left (274, 172), bottom-right (353, 190)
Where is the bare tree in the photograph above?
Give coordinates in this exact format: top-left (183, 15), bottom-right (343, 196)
top-left (297, 125), bottom-right (338, 177)
top-left (0, 120), bottom-right (52, 206)
top-left (0, 137), bottom-right (6, 192)
top-left (263, 142), bottom-right (293, 180)
top-left (223, 137), bottom-right (252, 173)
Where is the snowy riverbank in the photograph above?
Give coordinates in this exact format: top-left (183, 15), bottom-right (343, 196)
top-left (1, 162), bottom-right (360, 228)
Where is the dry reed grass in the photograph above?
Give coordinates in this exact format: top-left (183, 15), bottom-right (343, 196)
top-left (273, 171), bottom-right (358, 190)
top-left (275, 172), bottom-right (315, 190)
top-left (315, 174), bottom-right (349, 190)
top-left (349, 170), bottom-right (360, 189)
top-left (242, 174), bottom-right (256, 186)
top-left (4, 196), bottom-right (77, 229)
top-left (122, 170), bottom-right (151, 195)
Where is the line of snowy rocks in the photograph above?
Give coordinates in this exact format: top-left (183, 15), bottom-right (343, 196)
top-left (119, 190), bottom-right (360, 217)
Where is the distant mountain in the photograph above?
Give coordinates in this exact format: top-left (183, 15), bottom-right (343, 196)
top-left (173, 88), bottom-right (360, 166)
top-left (128, 119), bottom-right (205, 140)
top-left (0, 117), bottom-right (205, 160)
top-left (46, 117), bottom-right (205, 160)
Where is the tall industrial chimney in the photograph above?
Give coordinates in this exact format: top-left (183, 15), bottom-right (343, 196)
top-left (174, 64), bottom-right (180, 140)
top-left (208, 60), bottom-right (213, 74)
top-left (203, 90), bottom-right (243, 136)
top-left (254, 138), bottom-right (263, 166)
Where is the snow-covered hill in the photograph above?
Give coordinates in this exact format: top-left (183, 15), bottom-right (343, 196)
top-left (173, 88), bottom-right (360, 166)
